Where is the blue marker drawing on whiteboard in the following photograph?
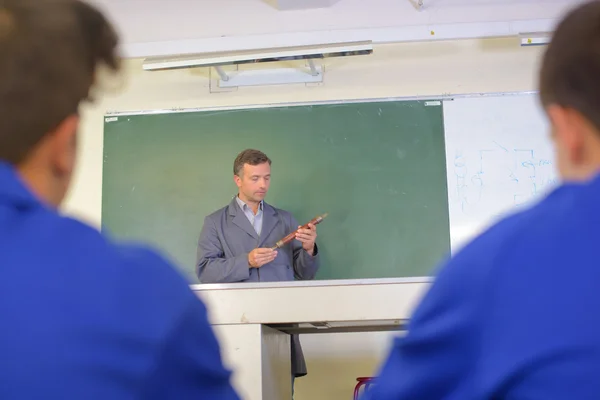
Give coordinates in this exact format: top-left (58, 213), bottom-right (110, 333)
top-left (453, 141), bottom-right (556, 215)
top-left (453, 151), bottom-right (483, 212)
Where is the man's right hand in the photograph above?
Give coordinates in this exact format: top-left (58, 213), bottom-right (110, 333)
top-left (248, 248), bottom-right (277, 268)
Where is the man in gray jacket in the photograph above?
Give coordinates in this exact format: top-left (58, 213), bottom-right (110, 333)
top-left (196, 148), bottom-right (321, 393)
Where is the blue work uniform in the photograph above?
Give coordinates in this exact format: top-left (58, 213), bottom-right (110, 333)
top-left (0, 162), bottom-right (239, 399)
top-left (371, 174), bottom-right (600, 399)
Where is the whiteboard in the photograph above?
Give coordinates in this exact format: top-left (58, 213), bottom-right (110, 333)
top-left (443, 93), bottom-right (558, 252)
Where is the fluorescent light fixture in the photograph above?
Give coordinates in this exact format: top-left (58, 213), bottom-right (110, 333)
top-left (142, 41), bottom-right (373, 71)
top-left (519, 32), bottom-right (551, 46)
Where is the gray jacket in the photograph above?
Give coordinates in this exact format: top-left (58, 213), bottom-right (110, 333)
top-left (196, 198), bottom-right (320, 376)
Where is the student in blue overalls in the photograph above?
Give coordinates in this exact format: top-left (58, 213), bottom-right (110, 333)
top-left (371, 1), bottom-right (600, 399)
top-left (0, 1), bottom-right (239, 399)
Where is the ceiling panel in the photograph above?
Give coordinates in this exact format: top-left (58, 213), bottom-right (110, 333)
top-left (87, 0), bottom-right (584, 57)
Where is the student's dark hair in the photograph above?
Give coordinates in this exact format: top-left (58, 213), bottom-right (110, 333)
top-left (0, 0), bottom-right (120, 164)
top-left (539, 1), bottom-right (600, 131)
top-left (233, 149), bottom-right (272, 176)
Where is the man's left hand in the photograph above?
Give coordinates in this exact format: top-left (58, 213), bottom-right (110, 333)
top-left (295, 223), bottom-right (317, 255)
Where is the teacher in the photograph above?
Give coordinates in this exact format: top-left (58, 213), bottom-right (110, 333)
top-left (196, 148), bottom-right (321, 391)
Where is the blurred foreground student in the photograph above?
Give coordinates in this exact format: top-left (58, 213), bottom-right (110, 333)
top-left (371, 1), bottom-right (600, 399)
top-left (0, 1), bottom-right (239, 398)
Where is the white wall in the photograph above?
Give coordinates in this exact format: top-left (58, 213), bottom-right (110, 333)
top-left (63, 38), bottom-right (545, 399)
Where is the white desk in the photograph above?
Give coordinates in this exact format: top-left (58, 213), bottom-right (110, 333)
top-left (192, 277), bottom-right (431, 400)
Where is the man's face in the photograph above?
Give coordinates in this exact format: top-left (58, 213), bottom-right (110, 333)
top-left (234, 162), bottom-right (271, 203)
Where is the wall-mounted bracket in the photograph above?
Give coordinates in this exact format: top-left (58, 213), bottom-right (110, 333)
top-left (214, 66), bottom-right (230, 81)
top-left (409, 0), bottom-right (424, 10)
top-left (210, 62), bottom-right (324, 91)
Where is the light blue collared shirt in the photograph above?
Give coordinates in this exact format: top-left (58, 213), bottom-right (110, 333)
top-left (235, 196), bottom-right (263, 236)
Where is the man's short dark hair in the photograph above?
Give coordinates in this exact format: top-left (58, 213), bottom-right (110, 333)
top-left (539, 1), bottom-right (600, 132)
top-left (0, 0), bottom-right (120, 165)
top-left (233, 149), bottom-right (271, 176)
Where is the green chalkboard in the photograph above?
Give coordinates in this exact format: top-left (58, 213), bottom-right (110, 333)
top-left (102, 100), bottom-right (451, 282)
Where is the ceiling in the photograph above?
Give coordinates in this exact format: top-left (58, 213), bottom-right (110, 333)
top-left (88, 0), bottom-right (584, 58)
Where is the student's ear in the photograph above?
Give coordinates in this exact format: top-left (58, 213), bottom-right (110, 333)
top-left (547, 104), bottom-right (586, 165)
top-left (49, 114), bottom-right (79, 178)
